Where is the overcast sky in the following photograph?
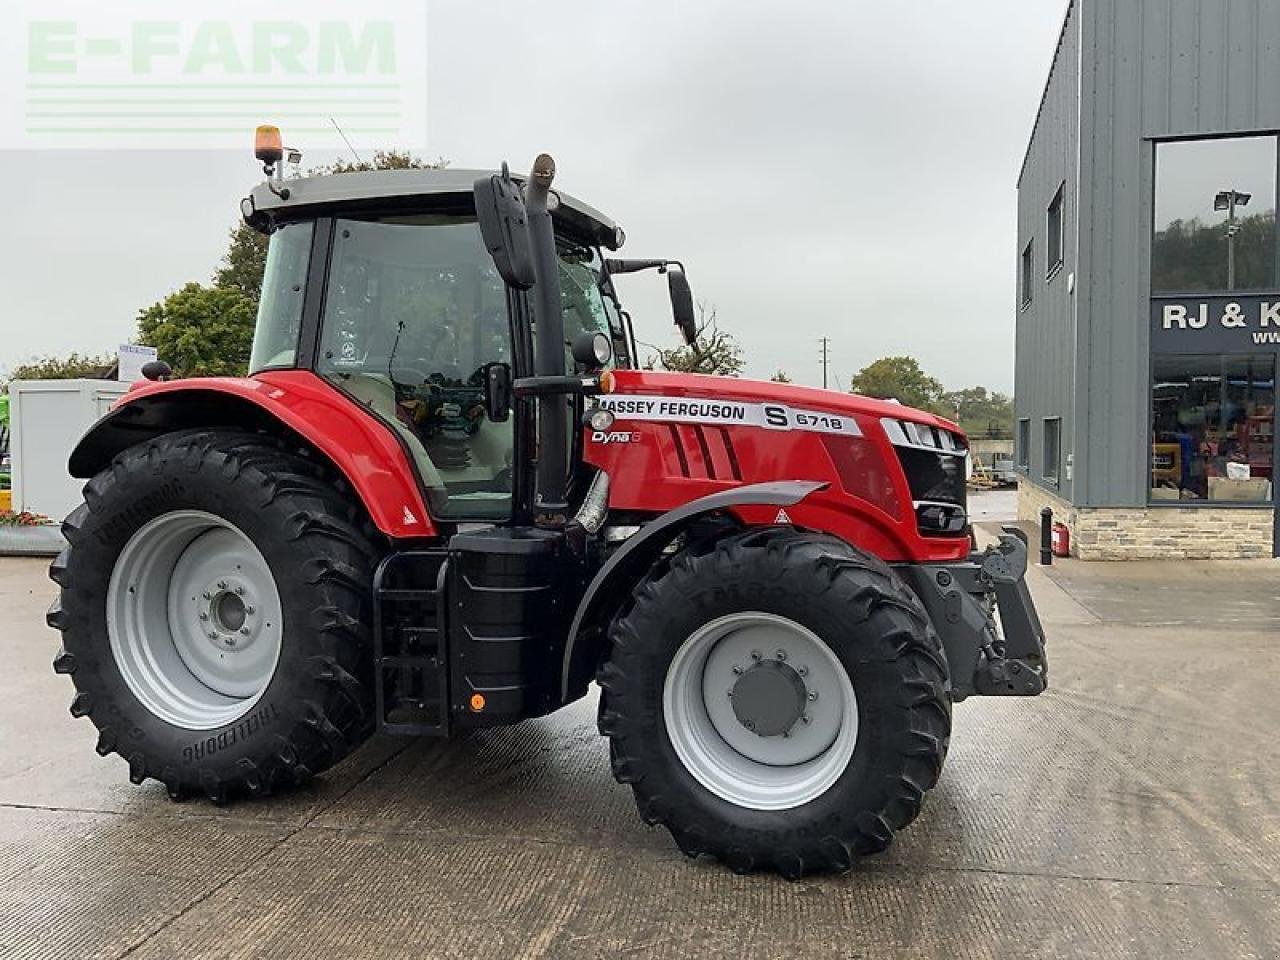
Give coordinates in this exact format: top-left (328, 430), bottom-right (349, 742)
top-left (0, 0), bottom-right (1071, 393)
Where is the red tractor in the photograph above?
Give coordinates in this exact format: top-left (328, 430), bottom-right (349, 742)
top-left (49, 134), bottom-right (1046, 877)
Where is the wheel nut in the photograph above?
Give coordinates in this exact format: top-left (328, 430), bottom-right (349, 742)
top-left (202, 591), bottom-right (212, 600)
top-left (731, 665), bottom-right (743, 675)
top-left (240, 627), bottom-right (250, 636)
top-left (776, 649), bottom-right (787, 660)
top-left (801, 715), bottom-right (811, 724)
top-left (798, 666), bottom-right (808, 676)
top-left (808, 691), bottom-right (818, 701)
top-left (199, 612), bottom-right (209, 621)
top-left (750, 650), bottom-right (762, 661)
top-left (217, 580), bottom-right (227, 590)
top-left (727, 689), bottom-right (734, 698)
top-left (208, 630), bottom-right (219, 640)
top-left (245, 606), bottom-right (255, 615)
top-left (234, 586), bottom-right (245, 596)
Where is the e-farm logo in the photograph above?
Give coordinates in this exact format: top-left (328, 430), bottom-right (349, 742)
top-left (2, 1), bottom-right (426, 150)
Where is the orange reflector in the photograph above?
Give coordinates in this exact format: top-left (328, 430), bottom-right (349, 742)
top-left (598, 370), bottom-right (617, 394)
top-left (255, 125), bottom-right (283, 165)
top-left (469, 693), bottom-right (486, 712)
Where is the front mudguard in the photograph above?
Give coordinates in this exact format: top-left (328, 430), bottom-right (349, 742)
top-left (896, 528), bottom-right (1048, 701)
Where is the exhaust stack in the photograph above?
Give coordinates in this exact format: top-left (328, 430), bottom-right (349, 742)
top-left (524, 154), bottom-right (570, 525)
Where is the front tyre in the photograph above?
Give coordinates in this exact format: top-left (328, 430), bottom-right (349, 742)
top-left (49, 431), bottom-right (380, 803)
top-left (598, 528), bottom-right (950, 877)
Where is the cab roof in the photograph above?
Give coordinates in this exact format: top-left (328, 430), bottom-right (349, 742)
top-left (244, 168), bottom-right (624, 249)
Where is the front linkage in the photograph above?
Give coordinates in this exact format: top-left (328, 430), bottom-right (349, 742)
top-left (898, 529), bottom-right (1047, 701)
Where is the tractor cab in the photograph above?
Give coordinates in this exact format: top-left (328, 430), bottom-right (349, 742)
top-left (241, 159), bottom-right (645, 523)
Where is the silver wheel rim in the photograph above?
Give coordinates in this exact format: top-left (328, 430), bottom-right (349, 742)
top-left (662, 612), bottom-right (858, 811)
top-left (107, 510), bottom-right (284, 731)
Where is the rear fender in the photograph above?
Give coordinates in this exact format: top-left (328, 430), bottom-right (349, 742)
top-left (560, 480), bottom-right (827, 701)
top-left (68, 371), bottom-right (435, 539)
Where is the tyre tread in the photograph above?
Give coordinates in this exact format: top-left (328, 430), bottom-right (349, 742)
top-left (598, 526), bottom-right (950, 877)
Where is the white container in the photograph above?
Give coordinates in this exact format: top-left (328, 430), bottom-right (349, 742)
top-left (9, 379), bottom-right (130, 523)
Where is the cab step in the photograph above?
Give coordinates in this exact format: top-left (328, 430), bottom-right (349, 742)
top-left (372, 550), bottom-right (450, 736)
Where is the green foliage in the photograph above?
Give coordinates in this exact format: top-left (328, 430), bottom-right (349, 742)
top-left (214, 226), bottom-right (269, 302)
top-left (940, 386), bottom-right (1014, 439)
top-left (849, 356), bottom-right (944, 412)
top-left (0, 510), bottom-right (55, 527)
top-left (1153, 212), bottom-right (1276, 292)
top-left (136, 283), bottom-right (258, 377)
top-left (850, 355), bottom-right (1014, 436)
top-left (4, 352), bottom-right (115, 386)
top-left (769, 369), bottom-right (793, 383)
top-left (310, 149), bottom-right (446, 176)
top-left (644, 304), bottom-right (744, 376)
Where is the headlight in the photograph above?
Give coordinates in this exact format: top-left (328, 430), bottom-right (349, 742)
top-left (586, 406), bottom-right (616, 432)
top-left (571, 331), bottom-right (613, 370)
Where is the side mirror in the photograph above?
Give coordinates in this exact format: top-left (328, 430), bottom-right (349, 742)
top-left (474, 164), bottom-right (535, 289)
top-left (668, 268), bottom-right (697, 345)
top-left (484, 362), bottom-right (512, 423)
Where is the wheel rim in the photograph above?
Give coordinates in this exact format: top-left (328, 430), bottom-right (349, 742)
top-left (662, 612), bottom-right (858, 811)
top-left (107, 510), bottom-right (284, 731)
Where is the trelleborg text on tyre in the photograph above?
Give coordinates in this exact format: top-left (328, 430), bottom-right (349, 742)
top-left (48, 430), bottom-right (379, 802)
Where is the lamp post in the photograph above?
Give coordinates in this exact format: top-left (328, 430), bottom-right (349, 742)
top-left (1214, 189), bottom-right (1252, 290)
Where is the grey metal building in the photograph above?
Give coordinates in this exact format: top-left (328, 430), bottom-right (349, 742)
top-left (1015, 0), bottom-right (1280, 558)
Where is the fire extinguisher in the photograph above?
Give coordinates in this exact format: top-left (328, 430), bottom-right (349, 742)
top-left (1051, 521), bottom-right (1070, 558)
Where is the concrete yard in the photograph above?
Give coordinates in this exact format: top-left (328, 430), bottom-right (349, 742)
top-left (2, 507), bottom-right (1278, 958)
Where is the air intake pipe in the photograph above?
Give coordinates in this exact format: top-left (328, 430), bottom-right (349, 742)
top-left (524, 154), bottom-right (570, 524)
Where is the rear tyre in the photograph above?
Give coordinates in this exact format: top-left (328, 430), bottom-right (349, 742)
top-left (48, 430), bottom-right (380, 803)
top-left (598, 527), bottom-right (950, 877)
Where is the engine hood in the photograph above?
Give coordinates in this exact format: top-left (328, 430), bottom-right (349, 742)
top-left (607, 369), bottom-right (962, 437)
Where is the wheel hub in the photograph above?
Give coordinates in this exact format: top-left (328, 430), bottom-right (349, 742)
top-left (199, 576), bottom-right (262, 651)
top-left (107, 510), bottom-right (284, 731)
top-left (664, 611), bottom-right (859, 811)
top-left (730, 660), bottom-right (807, 737)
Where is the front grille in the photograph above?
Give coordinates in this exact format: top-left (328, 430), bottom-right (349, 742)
top-left (881, 418), bottom-right (969, 536)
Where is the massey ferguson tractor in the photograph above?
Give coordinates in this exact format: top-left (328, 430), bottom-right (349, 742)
top-left (48, 128), bottom-right (1046, 877)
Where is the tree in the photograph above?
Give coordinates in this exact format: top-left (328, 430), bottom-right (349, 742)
top-left (769, 369), bottom-right (793, 383)
top-left (940, 386), bottom-right (1014, 438)
top-left (1153, 211), bottom-right (1276, 292)
top-left (849, 356), bottom-right (944, 412)
top-left (310, 149), bottom-right (445, 176)
top-left (4, 352), bottom-right (114, 386)
top-left (644, 304), bottom-right (744, 376)
top-left (214, 225), bottom-right (270, 302)
top-left (136, 283), bottom-right (258, 378)
top-left (212, 150), bottom-right (446, 306)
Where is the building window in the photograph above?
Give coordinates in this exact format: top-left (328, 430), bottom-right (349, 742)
top-left (1153, 136), bottom-right (1279, 293)
top-left (1017, 418), bottom-right (1031, 469)
top-left (1150, 354), bottom-right (1274, 503)
top-left (1046, 183), bottom-right (1065, 278)
top-left (1020, 239), bottom-right (1034, 309)
top-left (1042, 418), bottom-right (1061, 484)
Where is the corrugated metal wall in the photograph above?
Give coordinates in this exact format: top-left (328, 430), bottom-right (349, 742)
top-left (1021, 0), bottom-right (1280, 507)
top-left (1015, 1), bottom-right (1080, 501)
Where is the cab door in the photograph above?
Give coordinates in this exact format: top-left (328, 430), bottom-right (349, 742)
top-left (314, 215), bottom-right (516, 521)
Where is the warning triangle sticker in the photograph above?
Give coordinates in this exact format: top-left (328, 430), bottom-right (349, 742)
top-left (775, 508), bottom-right (792, 524)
